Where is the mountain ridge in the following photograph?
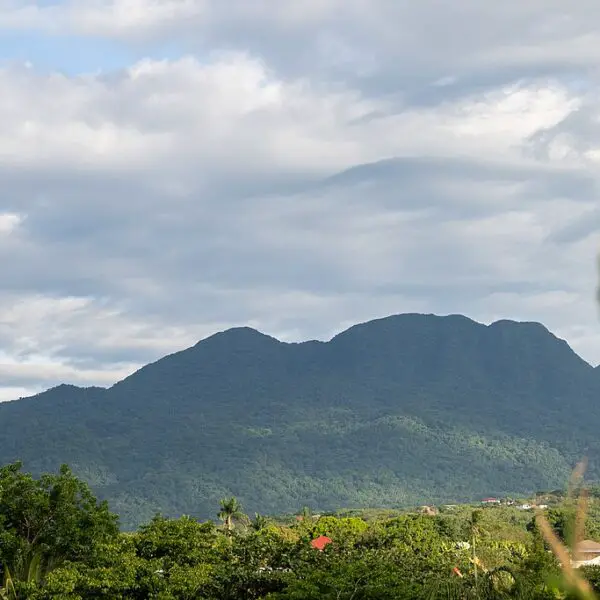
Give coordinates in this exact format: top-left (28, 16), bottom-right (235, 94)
top-left (0, 312), bottom-right (598, 528)
top-left (17, 312), bottom-right (595, 399)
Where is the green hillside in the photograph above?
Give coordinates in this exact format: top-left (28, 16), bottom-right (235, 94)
top-left (0, 313), bottom-right (598, 528)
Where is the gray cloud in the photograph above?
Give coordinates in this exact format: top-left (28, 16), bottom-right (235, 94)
top-left (546, 209), bottom-right (600, 245)
top-left (0, 1), bottom-right (599, 395)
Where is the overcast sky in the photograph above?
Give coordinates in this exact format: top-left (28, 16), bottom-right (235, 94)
top-left (1, 1), bottom-right (600, 400)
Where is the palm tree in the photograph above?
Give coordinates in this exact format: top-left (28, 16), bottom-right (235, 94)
top-left (218, 497), bottom-right (245, 532)
top-left (0, 566), bottom-right (16, 600)
top-left (0, 550), bottom-right (48, 600)
top-left (251, 513), bottom-right (269, 531)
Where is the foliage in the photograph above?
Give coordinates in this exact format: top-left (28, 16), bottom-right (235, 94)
top-left (0, 462), bottom-right (119, 599)
top-left (4, 464), bottom-right (600, 599)
top-left (218, 497), bottom-right (246, 532)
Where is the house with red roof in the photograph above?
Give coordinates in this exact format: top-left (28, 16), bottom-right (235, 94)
top-left (310, 535), bottom-right (332, 551)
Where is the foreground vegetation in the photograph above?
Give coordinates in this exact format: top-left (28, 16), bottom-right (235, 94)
top-left (4, 462), bottom-right (600, 599)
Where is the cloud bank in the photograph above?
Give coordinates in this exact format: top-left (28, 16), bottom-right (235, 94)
top-left (0, 0), bottom-right (600, 399)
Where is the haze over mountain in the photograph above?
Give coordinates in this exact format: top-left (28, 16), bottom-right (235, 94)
top-left (0, 312), bottom-right (598, 529)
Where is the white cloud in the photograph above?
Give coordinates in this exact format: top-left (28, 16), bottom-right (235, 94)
top-left (0, 386), bottom-right (43, 402)
top-left (0, 213), bottom-right (22, 234)
top-left (0, 54), bottom-right (388, 176)
top-left (0, 0), bottom-right (205, 37)
top-left (4, 1), bottom-right (600, 82)
top-left (1, 1), bottom-right (600, 399)
top-left (0, 56), bottom-right (582, 182)
top-left (0, 0), bottom-right (350, 34)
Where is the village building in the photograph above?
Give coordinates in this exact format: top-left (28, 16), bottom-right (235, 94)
top-left (573, 540), bottom-right (600, 568)
top-left (420, 505), bottom-right (438, 516)
top-left (310, 535), bottom-right (333, 551)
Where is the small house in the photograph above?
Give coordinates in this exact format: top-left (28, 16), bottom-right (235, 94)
top-left (573, 540), bottom-right (600, 567)
top-left (311, 535), bottom-right (332, 551)
top-left (420, 505), bottom-right (438, 516)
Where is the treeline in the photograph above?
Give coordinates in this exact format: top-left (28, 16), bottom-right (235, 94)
top-left (1, 462), bottom-right (600, 599)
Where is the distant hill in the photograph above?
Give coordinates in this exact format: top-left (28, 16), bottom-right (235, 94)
top-left (0, 313), bottom-right (599, 529)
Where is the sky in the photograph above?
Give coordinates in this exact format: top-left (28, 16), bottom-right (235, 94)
top-left (1, 1), bottom-right (600, 401)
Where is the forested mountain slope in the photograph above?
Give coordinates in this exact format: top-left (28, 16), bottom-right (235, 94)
top-left (0, 313), bottom-right (598, 528)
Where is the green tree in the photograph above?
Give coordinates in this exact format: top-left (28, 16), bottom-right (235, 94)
top-left (545, 507), bottom-right (576, 544)
top-left (211, 529), bottom-right (295, 600)
top-left (0, 462), bottom-right (119, 597)
top-left (136, 515), bottom-right (222, 566)
top-left (307, 516), bottom-right (368, 550)
top-left (251, 513), bottom-right (270, 532)
top-left (218, 498), bottom-right (245, 532)
top-left (132, 515), bottom-right (227, 599)
top-left (39, 535), bottom-right (140, 600)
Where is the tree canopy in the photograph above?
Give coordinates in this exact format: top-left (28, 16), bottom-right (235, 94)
top-left (3, 462), bottom-right (600, 599)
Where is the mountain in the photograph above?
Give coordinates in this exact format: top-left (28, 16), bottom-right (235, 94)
top-left (0, 313), bottom-right (599, 528)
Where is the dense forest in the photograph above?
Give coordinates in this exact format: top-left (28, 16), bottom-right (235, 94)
top-left (0, 315), bottom-right (600, 528)
top-left (3, 462), bottom-right (600, 599)
top-left (0, 313), bottom-right (598, 528)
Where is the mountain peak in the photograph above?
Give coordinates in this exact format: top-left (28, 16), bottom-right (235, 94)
top-left (330, 312), bottom-right (481, 342)
top-left (489, 318), bottom-right (549, 332)
top-left (50, 383), bottom-right (82, 391)
top-left (194, 326), bottom-right (282, 351)
top-left (199, 326), bottom-right (279, 344)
